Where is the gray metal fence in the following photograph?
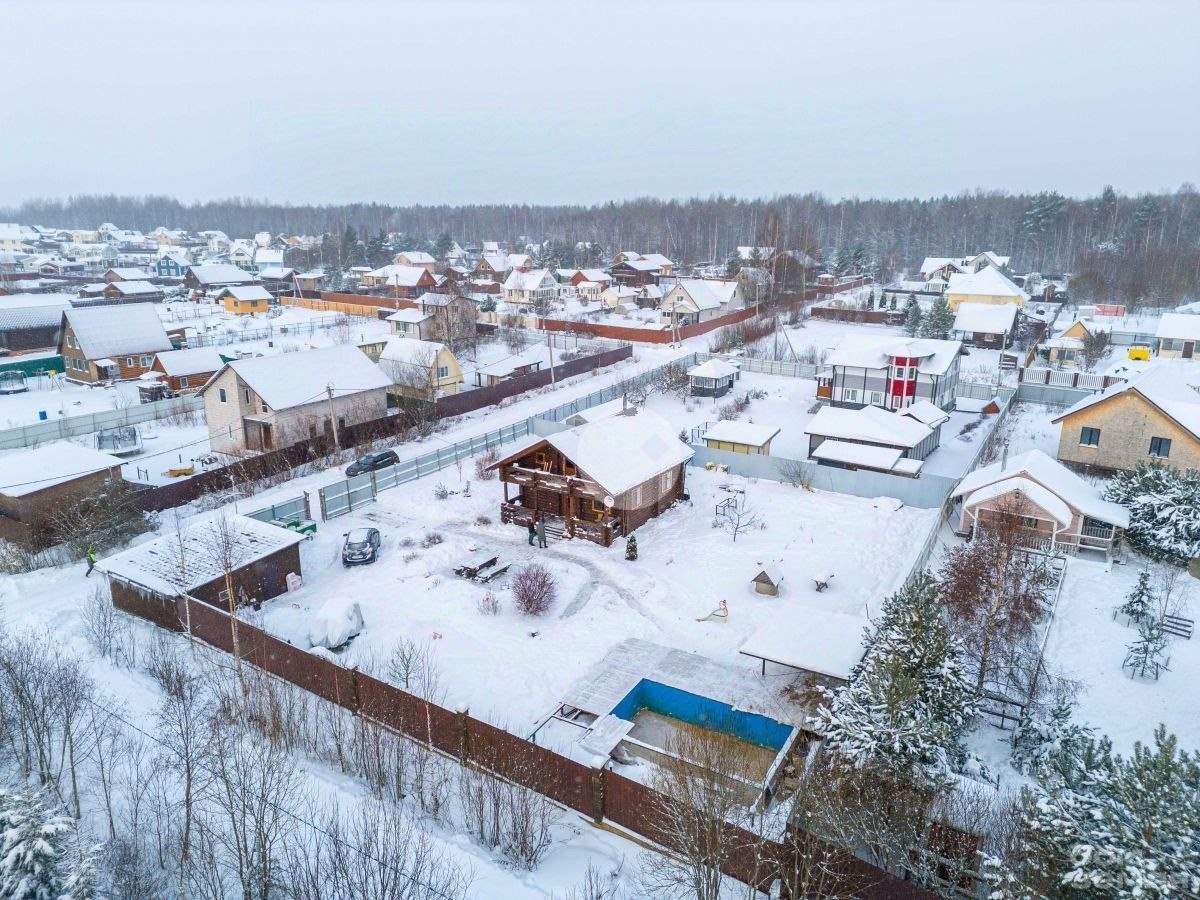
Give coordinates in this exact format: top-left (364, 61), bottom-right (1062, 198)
top-left (318, 421), bottom-right (532, 519)
top-left (0, 394), bottom-right (205, 450)
top-left (244, 495), bottom-right (310, 524)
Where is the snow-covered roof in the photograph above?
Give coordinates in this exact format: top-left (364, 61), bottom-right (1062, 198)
top-left (385, 308), bottom-right (431, 324)
top-left (562, 397), bottom-right (636, 426)
top-left (1051, 363), bottom-right (1200, 441)
top-left (107, 267), bottom-right (153, 280)
top-left (188, 263), bottom-right (257, 285)
top-left (952, 301), bottom-right (1018, 335)
top-left (640, 253), bottom-right (673, 268)
top-left (811, 439), bottom-right (913, 472)
top-left (0, 441), bottom-right (122, 498)
top-left (805, 404), bottom-right (933, 449)
top-left (953, 449), bottom-right (1128, 528)
top-left (378, 337), bottom-right (451, 373)
top-left (108, 280), bottom-right (158, 295)
top-left (479, 253), bottom-right (510, 272)
top-left (160, 252), bottom-right (190, 266)
top-left (97, 514), bottom-right (304, 597)
top-left (826, 335), bottom-right (962, 375)
top-left (617, 258), bottom-right (661, 272)
top-left (687, 358), bottom-right (740, 380)
top-left (254, 249), bottom-right (284, 265)
top-left (960, 476), bottom-right (1074, 529)
top-left (475, 346), bottom-right (549, 379)
top-left (1155, 313), bottom-right (1200, 342)
top-left (703, 420), bottom-right (780, 448)
top-left (218, 285), bottom-right (273, 302)
top-left (919, 256), bottom-right (965, 277)
top-left (369, 265), bottom-right (430, 287)
top-left (63, 304), bottom-right (172, 359)
top-left (396, 250), bottom-right (435, 264)
top-left (153, 347), bottom-right (224, 377)
top-left (258, 267), bottom-right (296, 279)
top-left (740, 607), bottom-right (868, 681)
top-left (945, 267), bottom-right (1030, 302)
top-left (0, 296), bottom-right (70, 331)
top-left (668, 278), bottom-right (737, 311)
top-left (736, 246), bottom-right (775, 260)
top-left (214, 345), bottom-right (391, 410)
top-left (899, 398), bottom-right (951, 428)
top-left (503, 268), bottom-right (554, 291)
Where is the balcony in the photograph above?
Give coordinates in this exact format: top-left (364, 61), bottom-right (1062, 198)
top-left (500, 501), bottom-right (619, 546)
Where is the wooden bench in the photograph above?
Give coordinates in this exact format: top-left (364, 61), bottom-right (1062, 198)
top-left (1161, 614), bottom-right (1194, 640)
top-left (454, 556), bottom-right (497, 580)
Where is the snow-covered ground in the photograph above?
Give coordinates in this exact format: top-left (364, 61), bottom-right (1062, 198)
top-left (256, 464), bottom-right (938, 731)
top-left (0, 373), bottom-right (142, 429)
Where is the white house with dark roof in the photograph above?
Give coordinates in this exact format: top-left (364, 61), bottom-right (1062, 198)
top-left (952, 302), bottom-right (1019, 348)
top-left (660, 278), bottom-right (742, 325)
top-left (502, 268), bottom-right (557, 307)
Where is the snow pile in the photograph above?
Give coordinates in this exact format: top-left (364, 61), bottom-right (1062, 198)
top-left (307, 596), bottom-right (365, 650)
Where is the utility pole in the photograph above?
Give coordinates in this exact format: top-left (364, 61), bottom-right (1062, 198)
top-left (547, 330), bottom-right (556, 385)
top-left (326, 383), bottom-right (341, 450)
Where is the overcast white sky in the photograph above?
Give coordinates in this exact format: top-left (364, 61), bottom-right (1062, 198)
top-left (3, 0), bottom-right (1196, 206)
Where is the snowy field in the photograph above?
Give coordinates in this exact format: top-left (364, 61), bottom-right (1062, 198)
top-left (255, 463), bottom-right (938, 730)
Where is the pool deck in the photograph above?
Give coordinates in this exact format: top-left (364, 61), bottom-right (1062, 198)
top-left (560, 638), bottom-right (801, 729)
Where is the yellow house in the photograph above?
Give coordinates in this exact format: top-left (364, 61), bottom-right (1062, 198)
top-left (377, 337), bottom-right (463, 399)
top-left (1060, 319), bottom-right (1097, 340)
top-left (218, 285), bottom-right (273, 315)
top-left (1051, 366), bottom-right (1200, 472)
top-left (944, 266), bottom-right (1029, 312)
top-left (701, 421), bottom-right (781, 456)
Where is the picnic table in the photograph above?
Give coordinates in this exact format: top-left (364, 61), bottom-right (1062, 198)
top-left (454, 556), bottom-right (512, 583)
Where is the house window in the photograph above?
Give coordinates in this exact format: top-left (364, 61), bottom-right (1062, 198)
top-left (140, 355), bottom-right (152, 367)
top-left (1060, 349), bottom-right (1076, 361)
top-left (842, 388), bottom-right (860, 403)
top-left (125, 357), bottom-right (134, 367)
top-left (244, 389), bottom-right (251, 404)
top-left (868, 391), bottom-right (884, 407)
top-left (1021, 516), bottom-right (1038, 528)
top-left (218, 388), bottom-right (227, 403)
top-left (630, 486), bottom-right (642, 507)
top-left (1079, 426), bottom-right (1100, 447)
top-left (660, 471), bottom-right (672, 492)
top-left (1150, 436), bottom-right (1172, 458)
top-left (179, 376), bottom-right (189, 388)
top-left (262, 403), bottom-right (270, 413)
top-left (437, 365), bottom-right (449, 379)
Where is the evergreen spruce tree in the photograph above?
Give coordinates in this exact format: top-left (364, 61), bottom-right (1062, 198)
top-left (0, 788), bottom-right (73, 900)
top-left (903, 299), bottom-right (924, 337)
top-left (1116, 570), bottom-right (1156, 623)
top-left (1011, 696), bottom-right (1095, 779)
top-left (625, 534), bottom-right (638, 561)
top-left (1124, 617), bottom-right (1169, 680)
top-left (921, 296), bottom-right (954, 339)
top-left (1106, 462), bottom-right (1200, 562)
top-left (988, 726), bottom-right (1200, 898)
top-left (816, 575), bottom-right (979, 774)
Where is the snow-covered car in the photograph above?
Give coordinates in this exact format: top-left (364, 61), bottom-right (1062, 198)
top-left (307, 597), bottom-right (364, 650)
top-left (346, 449), bottom-right (399, 477)
top-left (341, 527), bottom-right (381, 566)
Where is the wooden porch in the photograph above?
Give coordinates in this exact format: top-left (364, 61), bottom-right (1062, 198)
top-left (498, 462), bottom-right (621, 546)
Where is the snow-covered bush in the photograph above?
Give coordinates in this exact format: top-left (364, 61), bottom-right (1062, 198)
top-left (421, 531), bottom-right (444, 548)
top-left (432, 482), bottom-right (450, 501)
top-left (474, 446), bottom-right (500, 481)
top-left (476, 591), bottom-right (501, 616)
top-left (512, 563), bottom-right (557, 615)
top-left (1105, 462), bottom-right (1200, 563)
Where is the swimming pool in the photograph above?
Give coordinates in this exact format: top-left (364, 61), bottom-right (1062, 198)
top-left (611, 679), bottom-right (794, 751)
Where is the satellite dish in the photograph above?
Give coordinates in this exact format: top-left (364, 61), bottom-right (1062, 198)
top-left (603, 495), bottom-right (614, 509)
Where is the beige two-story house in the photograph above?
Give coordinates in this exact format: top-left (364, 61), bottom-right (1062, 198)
top-left (201, 345), bottom-right (391, 454)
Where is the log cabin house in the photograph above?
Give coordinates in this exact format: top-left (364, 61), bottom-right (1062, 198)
top-left (489, 409), bottom-right (693, 546)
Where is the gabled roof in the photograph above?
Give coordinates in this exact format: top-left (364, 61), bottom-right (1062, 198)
top-left (946, 266), bottom-right (1029, 302)
top-left (188, 263), bottom-right (258, 285)
top-left (687, 359), bottom-right (740, 379)
top-left (1050, 363), bottom-right (1200, 441)
top-left (107, 280), bottom-right (158, 296)
top-left (386, 308), bottom-right (432, 324)
top-left (503, 268), bottom-right (554, 291)
top-left (218, 285), bottom-right (273, 302)
top-left (209, 345), bottom-right (390, 410)
top-left (0, 441), bottom-right (122, 498)
top-left (106, 267), bottom-right (154, 280)
top-left (1155, 313), bottom-right (1200, 342)
top-left (826, 335), bottom-right (961, 375)
top-left (961, 476), bottom-right (1074, 529)
top-left (0, 296), bottom-right (70, 331)
top-left (378, 337), bottom-right (451, 371)
top-left (97, 514), bottom-right (304, 597)
top-left (258, 267), bottom-right (296, 279)
top-left (479, 253), bottom-right (511, 272)
top-left (640, 253), bottom-right (673, 268)
top-left (900, 398), bottom-right (951, 428)
top-left (492, 408), bottom-right (693, 497)
top-left (615, 258), bottom-right (661, 272)
top-left (153, 347), bottom-right (224, 377)
top-left (703, 420), bottom-right (780, 447)
top-left (396, 250), bottom-right (435, 264)
top-left (952, 302), bottom-right (1019, 335)
top-left (667, 278), bottom-right (736, 311)
top-left (805, 404), bottom-right (933, 449)
top-left (920, 256), bottom-right (965, 277)
top-left (366, 265), bottom-right (430, 287)
top-left (952, 449), bottom-right (1128, 528)
top-left (62, 304), bottom-right (172, 359)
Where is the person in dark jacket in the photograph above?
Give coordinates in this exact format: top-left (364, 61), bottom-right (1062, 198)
top-left (526, 521), bottom-right (537, 546)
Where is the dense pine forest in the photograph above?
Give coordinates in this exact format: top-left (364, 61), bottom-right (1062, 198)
top-left (5, 186), bottom-right (1198, 303)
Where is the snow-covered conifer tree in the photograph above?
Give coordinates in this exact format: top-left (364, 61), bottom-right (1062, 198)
top-left (1116, 570), bottom-right (1156, 623)
top-left (0, 788), bottom-right (73, 900)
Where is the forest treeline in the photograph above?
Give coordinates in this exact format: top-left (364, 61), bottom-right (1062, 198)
top-left (5, 186), bottom-right (1198, 303)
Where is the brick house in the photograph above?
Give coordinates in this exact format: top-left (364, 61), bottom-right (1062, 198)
top-left (149, 347), bottom-right (225, 394)
top-left (58, 304), bottom-right (174, 383)
top-left (0, 442), bottom-right (123, 544)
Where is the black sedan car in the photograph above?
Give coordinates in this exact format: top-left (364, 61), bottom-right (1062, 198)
top-left (346, 449), bottom-right (399, 477)
top-left (342, 527), bottom-right (382, 566)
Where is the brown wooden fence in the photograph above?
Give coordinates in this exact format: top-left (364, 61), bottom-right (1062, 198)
top-left (117, 590), bottom-right (931, 898)
top-left (537, 305), bottom-right (759, 344)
